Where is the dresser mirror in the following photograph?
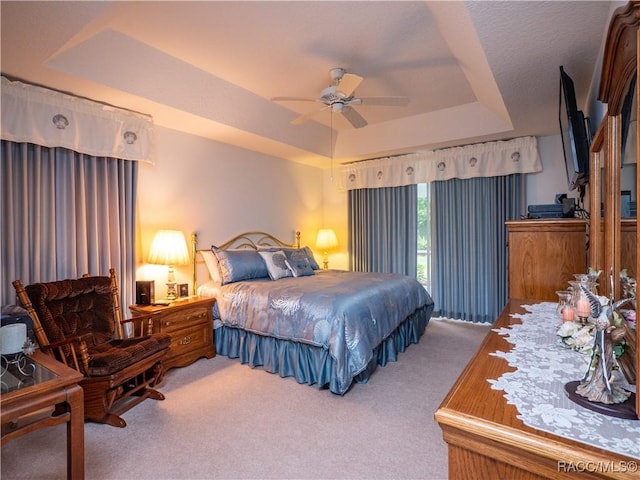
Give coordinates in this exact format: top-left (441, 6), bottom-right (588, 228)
top-left (588, 1), bottom-right (638, 418)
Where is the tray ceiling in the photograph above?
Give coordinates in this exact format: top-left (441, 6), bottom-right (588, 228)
top-left (0, 1), bottom-right (614, 167)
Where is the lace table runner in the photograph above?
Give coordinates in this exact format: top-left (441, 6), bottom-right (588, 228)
top-left (488, 302), bottom-right (640, 459)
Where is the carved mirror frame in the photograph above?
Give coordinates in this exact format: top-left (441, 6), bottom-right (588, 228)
top-left (588, 1), bottom-right (639, 418)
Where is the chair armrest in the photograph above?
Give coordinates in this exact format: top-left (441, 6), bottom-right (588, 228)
top-left (47, 334), bottom-right (85, 349)
top-left (44, 335), bottom-right (90, 375)
top-left (121, 313), bottom-right (162, 337)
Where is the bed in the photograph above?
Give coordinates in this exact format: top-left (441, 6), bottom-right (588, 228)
top-left (193, 231), bottom-right (435, 394)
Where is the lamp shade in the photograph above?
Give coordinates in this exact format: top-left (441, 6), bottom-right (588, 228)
top-left (148, 230), bottom-right (190, 266)
top-left (316, 229), bottom-right (338, 250)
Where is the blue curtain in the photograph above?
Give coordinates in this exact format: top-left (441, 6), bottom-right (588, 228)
top-left (1, 141), bottom-right (138, 309)
top-left (348, 184), bottom-right (417, 276)
top-left (431, 174), bottom-right (524, 323)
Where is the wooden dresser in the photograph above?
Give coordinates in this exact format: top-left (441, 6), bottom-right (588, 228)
top-left (506, 219), bottom-right (588, 301)
top-left (435, 299), bottom-right (638, 480)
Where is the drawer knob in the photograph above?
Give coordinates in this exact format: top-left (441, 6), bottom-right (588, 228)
top-left (179, 336), bottom-right (191, 345)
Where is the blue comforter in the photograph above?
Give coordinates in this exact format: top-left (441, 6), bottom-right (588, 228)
top-left (212, 269), bottom-right (433, 393)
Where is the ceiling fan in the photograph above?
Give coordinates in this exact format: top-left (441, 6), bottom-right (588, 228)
top-left (271, 67), bottom-right (410, 129)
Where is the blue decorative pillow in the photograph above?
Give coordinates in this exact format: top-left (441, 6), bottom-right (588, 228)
top-left (302, 246), bottom-right (320, 270)
top-left (212, 246), bottom-right (269, 285)
top-left (285, 249), bottom-right (314, 277)
top-left (258, 246), bottom-right (320, 270)
top-left (258, 250), bottom-right (293, 280)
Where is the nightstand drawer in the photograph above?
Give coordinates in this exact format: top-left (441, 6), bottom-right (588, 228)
top-left (166, 323), bottom-right (211, 360)
top-left (160, 307), bottom-right (209, 333)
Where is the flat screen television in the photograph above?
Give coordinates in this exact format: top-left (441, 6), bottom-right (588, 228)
top-left (558, 66), bottom-right (590, 191)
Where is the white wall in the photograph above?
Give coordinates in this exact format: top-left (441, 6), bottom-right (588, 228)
top-left (136, 126), bottom-right (325, 297)
top-left (321, 169), bottom-right (350, 270)
top-left (526, 134), bottom-right (586, 208)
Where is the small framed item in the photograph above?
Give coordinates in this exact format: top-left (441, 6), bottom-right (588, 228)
top-left (136, 281), bottom-right (155, 305)
top-left (178, 283), bottom-right (189, 298)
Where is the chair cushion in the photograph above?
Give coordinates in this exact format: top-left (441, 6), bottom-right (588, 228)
top-left (87, 333), bottom-right (172, 376)
top-left (25, 276), bottom-right (115, 346)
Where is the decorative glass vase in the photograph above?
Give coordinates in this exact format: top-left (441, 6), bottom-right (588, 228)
top-left (556, 291), bottom-right (575, 322)
top-left (568, 280), bottom-right (592, 323)
top-left (574, 274), bottom-right (598, 294)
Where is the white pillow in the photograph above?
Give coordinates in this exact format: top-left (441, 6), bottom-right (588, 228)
top-left (200, 250), bottom-right (221, 284)
top-left (258, 250), bottom-right (293, 280)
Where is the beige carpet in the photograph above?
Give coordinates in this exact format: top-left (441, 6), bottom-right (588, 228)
top-left (1, 319), bottom-right (491, 480)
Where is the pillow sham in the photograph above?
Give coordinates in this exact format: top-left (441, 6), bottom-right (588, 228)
top-left (258, 246), bottom-right (320, 270)
top-left (201, 249), bottom-right (222, 284)
top-left (285, 248), bottom-right (314, 277)
top-left (257, 250), bottom-right (293, 280)
top-left (212, 246), bottom-right (270, 285)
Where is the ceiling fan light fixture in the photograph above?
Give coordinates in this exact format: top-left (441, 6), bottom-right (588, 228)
top-left (273, 67), bottom-right (410, 129)
top-left (321, 85), bottom-right (337, 98)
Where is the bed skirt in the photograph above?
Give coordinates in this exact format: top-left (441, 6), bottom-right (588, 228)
top-left (214, 303), bottom-right (434, 394)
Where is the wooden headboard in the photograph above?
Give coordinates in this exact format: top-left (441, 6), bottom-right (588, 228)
top-left (191, 231), bottom-right (301, 293)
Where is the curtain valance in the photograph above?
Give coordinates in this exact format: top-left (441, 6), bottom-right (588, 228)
top-left (1, 76), bottom-right (155, 163)
top-left (338, 136), bottom-right (542, 190)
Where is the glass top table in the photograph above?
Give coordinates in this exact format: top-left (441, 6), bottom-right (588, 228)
top-left (1, 354), bottom-right (55, 394)
top-left (1, 350), bottom-right (85, 480)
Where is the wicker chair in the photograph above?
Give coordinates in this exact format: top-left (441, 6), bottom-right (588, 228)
top-left (12, 269), bottom-right (171, 428)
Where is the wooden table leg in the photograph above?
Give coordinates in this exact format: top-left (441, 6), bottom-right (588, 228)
top-left (66, 384), bottom-right (84, 480)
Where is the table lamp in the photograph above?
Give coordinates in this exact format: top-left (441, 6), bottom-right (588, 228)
top-left (148, 230), bottom-right (190, 301)
top-left (316, 228), bottom-right (338, 269)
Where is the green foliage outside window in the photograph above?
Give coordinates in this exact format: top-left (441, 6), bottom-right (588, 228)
top-left (417, 187), bottom-right (431, 287)
top-left (417, 194), bottom-right (430, 251)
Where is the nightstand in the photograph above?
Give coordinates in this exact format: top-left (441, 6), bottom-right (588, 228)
top-left (129, 296), bottom-right (215, 370)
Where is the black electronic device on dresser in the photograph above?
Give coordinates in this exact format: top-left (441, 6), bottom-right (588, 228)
top-left (527, 197), bottom-right (576, 219)
top-left (135, 280), bottom-right (155, 305)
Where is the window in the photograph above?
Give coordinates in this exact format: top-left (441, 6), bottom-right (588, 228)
top-left (417, 183), bottom-right (431, 290)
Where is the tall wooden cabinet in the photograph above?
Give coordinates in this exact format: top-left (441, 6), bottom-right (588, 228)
top-left (506, 219), bottom-right (588, 301)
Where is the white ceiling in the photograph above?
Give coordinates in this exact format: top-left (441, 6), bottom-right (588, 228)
top-left (1, 1), bottom-right (614, 167)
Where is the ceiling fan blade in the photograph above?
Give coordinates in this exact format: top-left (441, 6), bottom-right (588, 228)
top-left (271, 96), bottom-right (318, 103)
top-left (337, 73), bottom-right (363, 97)
top-left (341, 106), bottom-right (368, 128)
top-left (354, 96), bottom-right (410, 106)
top-left (291, 105), bottom-right (330, 125)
